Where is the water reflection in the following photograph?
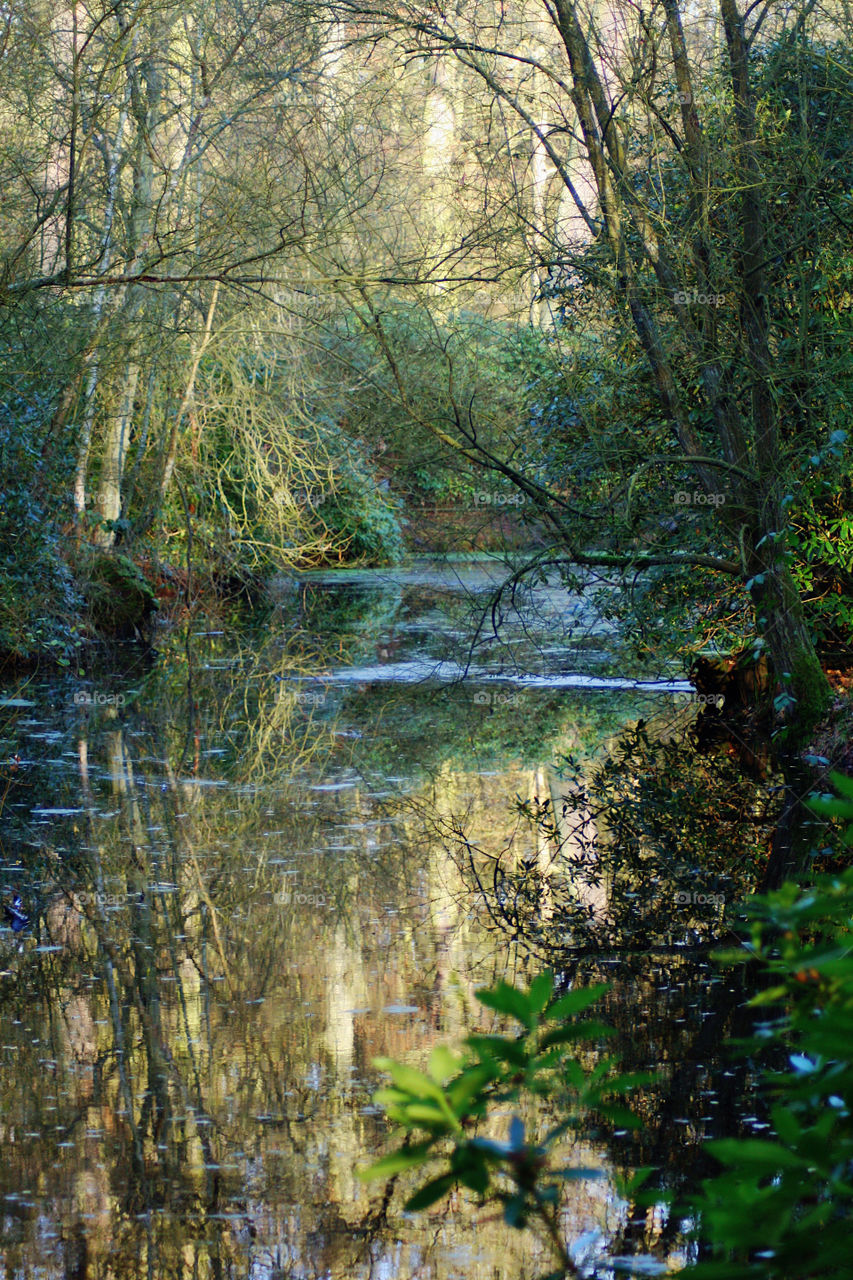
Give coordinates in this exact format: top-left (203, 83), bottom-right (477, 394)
top-left (0, 560), bottom-right (791, 1277)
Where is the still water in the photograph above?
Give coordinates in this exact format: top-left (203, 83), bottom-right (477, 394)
top-left (0, 559), bottom-right (765, 1278)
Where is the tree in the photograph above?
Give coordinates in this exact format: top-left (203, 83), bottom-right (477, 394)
top-left (326, 0), bottom-right (853, 729)
top-left (0, 0), bottom-right (397, 582)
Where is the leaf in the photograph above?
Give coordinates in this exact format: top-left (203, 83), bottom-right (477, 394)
top-left (402, 1103), bottom-right (454, 1128)
top-left (465, 1034), bottom-right (527, 1066)
top-left (457, 1158), bottom-right (490, 1194)
top-left (603, 1070), bottom-right (658, 1094)
top-left (469, 1136), bottom-right (512, 1158)
top-left (509, 1115), bottom-right (525, 1150)
top-left (598, 1104), bottom-right (643, 1129)
top-left (540, 1020), bottom-right (616, 1049)
top-left (358, 1139), bottom-right (435, 1181)
top-left (476, 980), bottom-right (533, 1027)
top-left (374, 1058), bottom-right (445, 1103)
top-left (503, 1193), bottom-right (527, 1228)
top-left (404, 1173), bottom-right (457, 1211)
top-left (770, 1105), bottom-right (802, 1146)
top-left (447, 1063), bottom-right (498, 1110)
top-left (528, 971), bottom-right (555, 1013)
top-left (706, 1138), bottom-right (808, 1170)
top-left (617, 1166), bottom-right (658, 1195)
top-left (545, 983), bottom-right (610, 1020)
top-left (828, 771), bottom-right (853, 801)
top-left (373, 1088), bottom-right (413, 1107)
top-left (564, 1059), bottom-right (589, 1090)
top-left (428, 1044), bottom-right (461, 1084)
top-left (749, 984), bottom-right (789, 1006)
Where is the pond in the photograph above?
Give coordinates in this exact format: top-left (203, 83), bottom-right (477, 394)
top-left (0, 557), bottom-right (771, 1278)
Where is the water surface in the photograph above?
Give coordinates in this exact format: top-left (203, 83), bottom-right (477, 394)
top-left (0, 558), bottom-right (762, 1278)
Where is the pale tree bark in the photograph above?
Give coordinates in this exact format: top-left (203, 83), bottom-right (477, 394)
top-left (93, 361), bottom-right (141, 546)
top-left (89, 2), bottom-right (166, 544)
top-left (72, 68), bottom-right (133, 524)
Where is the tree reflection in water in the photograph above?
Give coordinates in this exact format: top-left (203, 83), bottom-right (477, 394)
top-left (0, 573), bottom-right (832, 1277)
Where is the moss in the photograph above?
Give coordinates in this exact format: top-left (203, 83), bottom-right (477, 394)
top-left (779, 651), bottom-right (834, 744)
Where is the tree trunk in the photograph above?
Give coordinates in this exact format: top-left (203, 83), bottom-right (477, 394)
top-left (748, 552), bottom-right (830, 732)
top-left (94, 362), bottom-right (140, 548)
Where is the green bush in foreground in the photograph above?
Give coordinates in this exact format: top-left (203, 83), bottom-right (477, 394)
top-left (361, 774), bottom-right (853, 1279)
top-left (689, 773), bottom-right (853, 1278)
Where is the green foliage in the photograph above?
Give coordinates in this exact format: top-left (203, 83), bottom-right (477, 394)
top-left (532, 38), bottom-right (853, 670)
top-left (360, 973), bottom-right (652, 1265)
top-left (363, 778), bottom-right (853, 1278)
top-left (82, 552), bottom-right (159, 636)
top-left (788, 452), bottom-right (853, 662)
top-left (313, 438), bottom-right (405, 565)
top-left (190, 337), bottom-right (405, 569)
top-left (686, 775), bottom-right (853, 1278)
top-left (322, 303), bottom-right (547, 508)
top-left (0, 311), bottom-right (81, 662)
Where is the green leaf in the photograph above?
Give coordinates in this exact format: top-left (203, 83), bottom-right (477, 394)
top-left (528, 971), bottom-right (555, 1013)
top-left (476, 981), bottom-right (534, 1027)
top-left (447, 1063), bottom-right (498, 1109)
top-left (358, 1139), bottom-right (435, 1181)
top-left (749, 984), bottom-right (789, 1005)
top-left (402, 1103), bottom-right (454, 1128)
top-left (770, 1105), bottom-right (802, 1147)
top-left (706, 1138), bottom-right (808, 1170)
top-left (465, 1034), bottom-right (527, 1066)
top-left (603, 1070), bottom-right (658, 1094)
top-left (469, 1136), bottom-right (512, 1158)
top-left (545, 983), bottom-right (609, 1020)
top-left (598, 1104), bottom-right (643, 1129)
top-left (540, 1020), bottom-right (615, 1049)
top-left (503, 1193), bottom-right (527, 1228)
top-left (616, 1165), bottom-right (658, 1195)
top-left (404, 1173), bottom-right (457, 1211)
top-left (428, 1044), bottom-right (461, 1084)
top-left (374, 1058), bottom-right (446, 1103)
top-left (373, 1088), bottom-right (413, 1108)
top-left (828, 771), bottom-right (853, 801)
top-left (457, 1160), bottom-right (490, 1194)
top-left (552, 1166), bottom-right (607, 1181)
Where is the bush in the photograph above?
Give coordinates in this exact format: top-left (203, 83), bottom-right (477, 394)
top-left (0, 391), bottom-right (79, 663)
